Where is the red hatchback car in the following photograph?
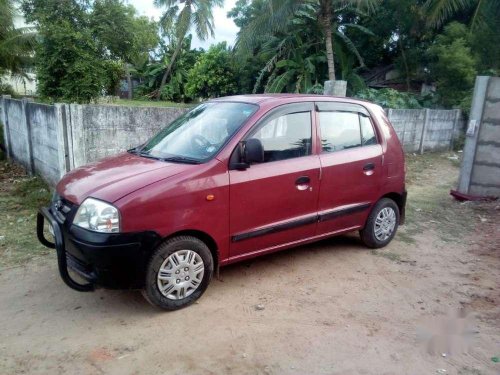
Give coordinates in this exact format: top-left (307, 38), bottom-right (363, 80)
top-left (37, 95), bottom-right (406, 310)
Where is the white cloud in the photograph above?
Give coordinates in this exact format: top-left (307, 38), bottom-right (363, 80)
top-left (127, 0), bottom-right (239, 49)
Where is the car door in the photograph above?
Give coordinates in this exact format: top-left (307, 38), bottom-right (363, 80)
top-left (229, 103), bottom-right (320, 259)
top-left (315, 102), bottom-right (383, 236)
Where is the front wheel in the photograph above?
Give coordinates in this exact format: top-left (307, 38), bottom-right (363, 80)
top-left (142, 236), bottom-right (213, 310)
top-left (360, 198), bottom-right (400, 248)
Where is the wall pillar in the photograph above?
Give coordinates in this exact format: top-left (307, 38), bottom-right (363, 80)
top-left (324, 80), bottom-right (347, 97)
top-left (21, 98), bottom-right (35, 174)
top-left (449, 109), bottom-right (461, 151)
top-left (1, 95), bottom-right (12, 158)
top-left (419, 108), bottom-right (430, 155)
top-left (54, 103), bottom-right (71, 177)
top-left (68, 104), bottom-right (86, 168)
top-left (457, 76), bottom-right (489, 194)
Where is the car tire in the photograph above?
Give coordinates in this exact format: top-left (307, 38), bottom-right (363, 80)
top-left (142, 236), bottom-right (213, 310)
top-left (360, 198), bottom-right (400, 249)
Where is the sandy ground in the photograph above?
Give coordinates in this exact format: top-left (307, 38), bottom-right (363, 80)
top-left (0, 154), bottom-right (499, 375)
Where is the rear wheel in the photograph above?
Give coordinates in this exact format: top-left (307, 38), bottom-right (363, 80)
top-left (360, 198), bottom-right (399, 248)
top-left (142, 236), bottom-right (213, 310)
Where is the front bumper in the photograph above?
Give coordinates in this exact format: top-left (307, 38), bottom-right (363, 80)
top-left (37, 206), bottom-right (160, 291)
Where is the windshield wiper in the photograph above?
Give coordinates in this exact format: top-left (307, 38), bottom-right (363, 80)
top-left (137, 151), bottom-right (162, 160)
top-left (134, 149), bottom-right (201, 164)
top-left (162, 156), bottom-right (202, 164)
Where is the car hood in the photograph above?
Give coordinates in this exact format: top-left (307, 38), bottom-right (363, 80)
top-left (57, 152), bottom-right (190, 205)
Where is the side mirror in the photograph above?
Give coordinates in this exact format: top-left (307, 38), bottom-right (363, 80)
top-left (244, 138), bottom-right (264, 164)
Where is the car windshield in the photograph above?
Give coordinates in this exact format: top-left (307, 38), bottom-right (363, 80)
top-left (136, 102), bottom-right (258, 163)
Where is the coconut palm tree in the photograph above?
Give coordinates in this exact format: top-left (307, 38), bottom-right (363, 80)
top-left (253, 3), bottom-right (374, 94)
top-left (236, 0), bottom-right (377, 83)
top-left (0, 0), bottom-right (36, 78)
top-left (425, 0), bottom-right (500, 31)
top-left (153, 0), bottom-right (223, 100)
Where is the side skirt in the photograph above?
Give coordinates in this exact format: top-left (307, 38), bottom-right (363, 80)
top-left (222, 225), bottom-right (363, 266)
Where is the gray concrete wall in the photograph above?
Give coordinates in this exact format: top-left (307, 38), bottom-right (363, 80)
top-left (3, 99), bottom-right (30, 170)
top-left (387, 109), bottom-right (424, 152)
top-left (69, 104), bottom-right (188, 167)
top-left (388, 108), bottom-right (464, 153)
top-left (28, 103), bottom-right (61, 185)
top-left (468, 77), bottom-right (500, 196)
top-left (1, 95), bottom-right (466, 187)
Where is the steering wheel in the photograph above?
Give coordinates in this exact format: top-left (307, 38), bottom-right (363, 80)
top-left (191, 134), bottom-right (211, 153)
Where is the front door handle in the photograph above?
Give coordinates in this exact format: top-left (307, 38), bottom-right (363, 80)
top-left (295, 176), bottom-right (311, 191)
top-left (295, 176), bottom-right (310, 185)
top-left (363, 163), bottom-right (375, 171)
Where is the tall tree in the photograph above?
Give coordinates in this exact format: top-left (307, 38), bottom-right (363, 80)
top-left (22, 0), bottom-right (108, 103)
top-left (425, 0), bottom-right (500, 31)
top-left (154, 0), bottom-right (223, 100)
top-left (91, 0), bottom-right (159, 98)
top-left (0, 0), bottom-right (35, 78)
top-left (236, 0), bottom-right (377, 83)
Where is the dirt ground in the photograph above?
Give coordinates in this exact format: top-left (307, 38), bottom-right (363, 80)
top-left (0, 153), bottom-right (499, 375)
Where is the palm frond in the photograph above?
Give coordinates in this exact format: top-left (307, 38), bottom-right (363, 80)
top-left (335, 30), bottom-right (365, 67)
top-left (343, 23), bottom-right (375, 36)
top-left (266, 69), bottom-right (295, 93)
top-left (424, 0), bottom-right (476, 28)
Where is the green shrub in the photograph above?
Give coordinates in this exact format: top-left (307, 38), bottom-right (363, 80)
top-left (185, 43), bottom-right (237, 99)
top-left (427, 22), bottom-right (477, 108)
top-left (354, 88), bottom-right (422, 109)
top-left (0, 82), bottom-right (16, 97)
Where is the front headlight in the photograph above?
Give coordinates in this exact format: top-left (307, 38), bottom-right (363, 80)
top-left (73, 198), bottom-right (120, 233)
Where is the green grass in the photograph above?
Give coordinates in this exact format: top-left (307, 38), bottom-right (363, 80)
top-left (397, 152), bottom-right (479, 245)
top-left (371, 250), bottom-right (402, 262)
top-left (0, 122), bottom-right (5, 161)
top-left (0, 162), bottom-right (52, 269)
top-left (107, 99), bottom-right (194, 109)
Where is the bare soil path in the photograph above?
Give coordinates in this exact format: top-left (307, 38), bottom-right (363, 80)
top-left (0, 153), bottom-right (499, 375)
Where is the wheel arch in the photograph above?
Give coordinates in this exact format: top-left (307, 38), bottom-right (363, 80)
top-left (379, 191), bottom-right (406, 224)
top-left (160, 229), bottom-right (220, 269)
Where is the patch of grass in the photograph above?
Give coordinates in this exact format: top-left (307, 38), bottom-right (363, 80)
top-left (458, 367), bottom-right (484, 375)
top-left (0, 122), bottom-right (5, 161)
top-left (108, 99), bottom-right (194, 109)
top-left (397, 152), bottom-right (479, 245)
top-left (396, 230), bottom-right (418, 244)
top-left (371, 250), bottom-right (402, 262)
top-left (0, 162), bottom-right (52, 269)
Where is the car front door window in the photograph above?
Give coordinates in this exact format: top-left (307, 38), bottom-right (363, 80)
top-left (248, 111), bottom-right (312, 163)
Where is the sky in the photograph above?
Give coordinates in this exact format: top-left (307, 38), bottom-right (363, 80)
top-left (128, 0), bottom-right (240, 49)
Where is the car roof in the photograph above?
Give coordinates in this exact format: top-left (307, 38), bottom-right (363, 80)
top-left (210, 93), bottom-right (376, 109)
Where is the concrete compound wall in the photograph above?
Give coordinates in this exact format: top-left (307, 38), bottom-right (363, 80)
top-left (28, 103), bottom-right (61, 183)
top-left (66, 104), bottom-right (187, 168)
top-left (388, 108), bottom-right (464, 153)
top-left (1, 95), bottom-right (465, 186)
top-left (458, 76), bottom-right (500, 197)
top-left (1, 97), bottom-right (188, 185)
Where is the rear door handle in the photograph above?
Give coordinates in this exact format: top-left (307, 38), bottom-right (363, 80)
top-left (363, 163), bottom-right (375, 171)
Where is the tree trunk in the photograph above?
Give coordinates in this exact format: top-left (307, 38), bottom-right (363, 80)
top-left (321, 0), bottom-right (335, 81)
top-left (156, 34), bottom-right (185, 101)
top-left (398, 34), bottom-right (411, 91)
top-left (125, 63), bottom-right (133, 100)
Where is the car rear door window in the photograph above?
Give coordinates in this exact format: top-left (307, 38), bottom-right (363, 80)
top-left (319, 112), bottom-right (361, 152)
top-left (319, 111), bottom-right (378, 152)
top-left (250, 111), bottom-right (312, 162)
top-left (360, 115), bottom-right (377, 145)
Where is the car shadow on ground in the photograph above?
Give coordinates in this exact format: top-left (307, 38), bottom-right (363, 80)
top-left (40, 233), bottom-right (365, 314)
top-left (219, 233), bottom-right (364, 277)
